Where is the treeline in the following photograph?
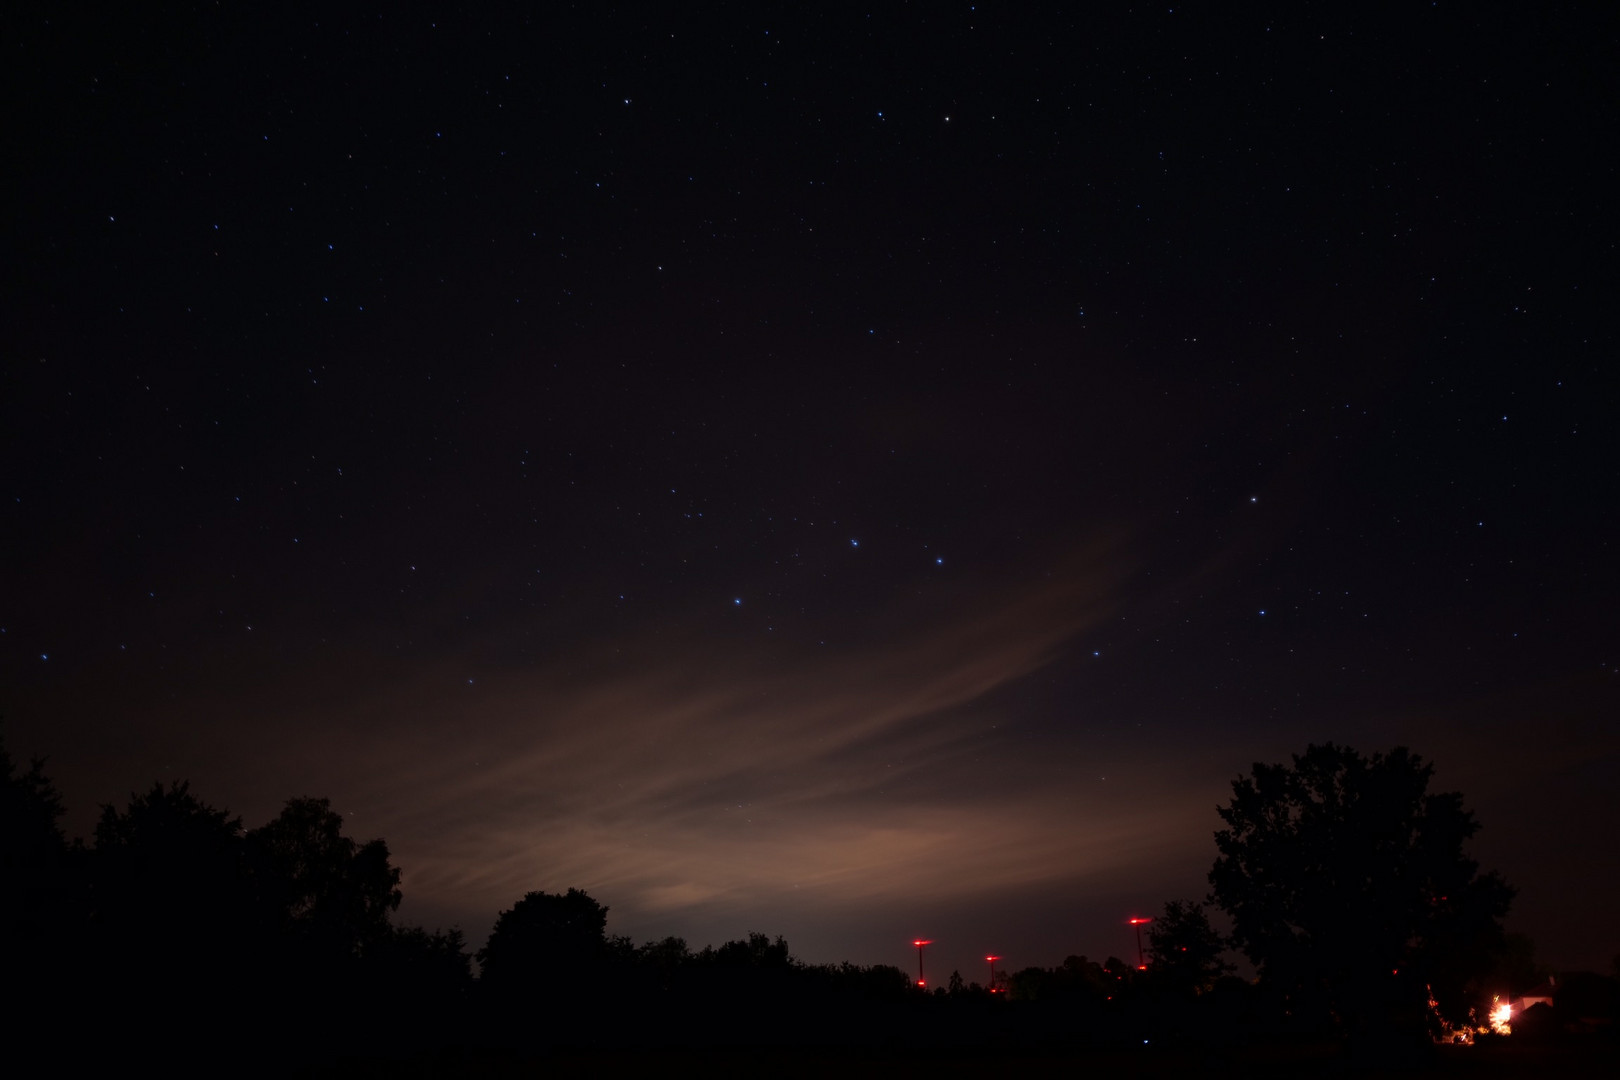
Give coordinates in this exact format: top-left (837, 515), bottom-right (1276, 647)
top-left (3, 761), bottom-right (471, 1063)
top-left (0, 741), bottom-right (937, 1063)
top-left (0, 738), bottom-right (1243, 1062)
top-left (7, 736), bottom-right (1618, 1066)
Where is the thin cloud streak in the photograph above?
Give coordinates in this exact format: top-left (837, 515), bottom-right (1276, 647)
top-left (339, 540), bottom-right (1162, 934)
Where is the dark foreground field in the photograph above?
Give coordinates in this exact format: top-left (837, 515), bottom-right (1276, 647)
top-left (306, 1038), bottom-right (1616, 1079)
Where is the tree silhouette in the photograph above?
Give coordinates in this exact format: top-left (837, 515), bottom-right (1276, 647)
top-left (1005, 955), bottom-right (1119, 1002)
top-left (701, 931), bottom-right (794, 969)
top-left (1, 732), bottom-right (73, 1016)
top-left (805, 961), bottom-right (914, 1002)
top-left (85, 781), bottom-right (463, 1061)
top-left (1146, 899), bottom-right (1232, 994)
top-left (1208, 743), bottom-right (1512, 1038)
top-left (477, 888), bottom-right (611, 996)
top-left (86, 780), bottom-right (267, 1052)
top-left (91, 781), bottom-right (253, 958)
top-left (94, 780), bottom-right (243, 864)
top-left (0, 744), bottom-right (478, 1062)
top-left (0, 733), bottom-right (66, 868)
top-left (246, 796), bottom-right (402, 961)
top-left (369, 923), bottom-right (474, 1018)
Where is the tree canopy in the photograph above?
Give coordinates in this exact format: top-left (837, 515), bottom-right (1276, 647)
top-left (247, 795), bottom-right (402, 959)
top-left (1208, 743), bottom-right (1513, 1032)
top-left (0, 735), bottom-right (66, 869)
top-left (1, 732), bottom-right (73, 994)
top-left (477, 887), bottom-right (612, 994)
top-left (1146, 900), bottom-right (1232, 994)
top-left (91, 780), bottom-right (257, 980)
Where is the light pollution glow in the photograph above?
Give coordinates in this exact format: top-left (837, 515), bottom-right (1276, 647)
top-left (243, 536), bottom-right (1215, 964)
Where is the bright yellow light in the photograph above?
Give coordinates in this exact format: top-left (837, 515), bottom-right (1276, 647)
top-left (1489, 997), bottom-right (1512, 1036)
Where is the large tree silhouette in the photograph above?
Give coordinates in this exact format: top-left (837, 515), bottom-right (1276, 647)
top-left (1208, 743), bottom-right (1512, 1037)
top-left (478, 888), bottom-right (612, 997)
top-left (88, 782), bottom-right (461, 1059)
top-left (246, 795), bottom-right (402, 961)
top-left (91, 782), bottom-right (256, 967)
top-left (85, 779), bottom-right (271, 1057)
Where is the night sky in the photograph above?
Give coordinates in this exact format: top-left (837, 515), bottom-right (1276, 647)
top-left (6, 4), bottom-right (1616, 983)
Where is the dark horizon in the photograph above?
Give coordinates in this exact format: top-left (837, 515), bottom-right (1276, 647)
top-left (5, 2), bottom-right (1615, 986)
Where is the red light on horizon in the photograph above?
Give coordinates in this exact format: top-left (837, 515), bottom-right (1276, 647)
top-left (985, 955), bottom-right (1000, 961)
top-left (1127, 917), bottom-right (1153, 969)
top-left (912, 940), bottom-right (933, 988)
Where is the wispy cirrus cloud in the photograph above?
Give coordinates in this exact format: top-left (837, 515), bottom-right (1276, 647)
top-left (329, 537), bottom-right (1176, 938)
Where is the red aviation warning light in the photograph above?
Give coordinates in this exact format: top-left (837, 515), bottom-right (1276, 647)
top-left (985, 955), bottom-right (1001, 992)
